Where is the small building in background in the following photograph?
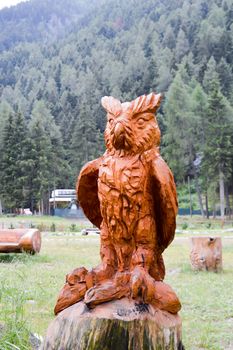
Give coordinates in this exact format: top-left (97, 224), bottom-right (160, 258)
top-left (49, 189), bottom-right (84, 218)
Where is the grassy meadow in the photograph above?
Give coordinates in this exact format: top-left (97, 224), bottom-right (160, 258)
top-left (0, 215), bottom-right (233, 349)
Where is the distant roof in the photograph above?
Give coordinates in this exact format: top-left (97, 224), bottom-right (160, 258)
top-left (51, 189), bottom-right (76, 198)
top-left (49, 197), bottom-right (75, 203)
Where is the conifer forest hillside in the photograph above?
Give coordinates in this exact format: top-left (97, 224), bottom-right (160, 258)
top-left (0, 0), bottom-right (233, 215)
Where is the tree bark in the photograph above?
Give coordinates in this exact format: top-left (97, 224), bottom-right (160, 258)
top-left (190, 236), bottom-right (222, 272)
top-left (0, 229), bottom-right (41, 254)
top-left (205, 192), bottom-right (209, 219)
top-left (225, 184), bottom-right (231, 219)
top-left (193, 169), bottom-right (204, 217)
top-left (188, 176), bottom-right (192, 217)
top-left (219, 170), bottom-right (225, 221)
top-left (42, 298), bottom-right (183, 350)
top-left (212, 202), bottom-right (216, 219)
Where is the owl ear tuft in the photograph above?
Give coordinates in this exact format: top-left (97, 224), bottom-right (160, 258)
top-left (101, 96), bottom-right (122, 116)
top-left (131, 92), bottom-right (162, 114)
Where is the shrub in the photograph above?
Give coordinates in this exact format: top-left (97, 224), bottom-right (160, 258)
top-left (50, 223), bottom-right (56, 232)
top-left (182, 222), bottom-right (188, 230)
top-left (206, 222), bottom-right (212, 229)
top-left (36, 223), bottom-right (47, 232)
top-left (69, 223), bottom-right (77, 232)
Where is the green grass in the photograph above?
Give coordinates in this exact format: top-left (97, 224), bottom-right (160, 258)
top-left (0, 216), bottom-right (233, 349)
top-left (163, 239), bottom-right (233, 349)
top-left (0, 215), bottom-right (90, 232)
top-left (0, 234), bottom-right (100, 347)
top-left (1, 214), bottom-right (233, 232)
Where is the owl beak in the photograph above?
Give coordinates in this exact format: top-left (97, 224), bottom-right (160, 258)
top-left (114, 122), bottom-right (124, 138)
top-left (113, 122), bottom-right (125, 149)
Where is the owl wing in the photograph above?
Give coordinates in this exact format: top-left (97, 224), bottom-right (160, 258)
top-left (151, 156), bottom-right (178, 253)
top-left (76, 157), bottom-right (103, 228)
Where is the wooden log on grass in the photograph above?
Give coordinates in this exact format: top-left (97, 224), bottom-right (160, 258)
top-left (190, 236), bottom-right (222, 272)
top-left (0, 229), bottom-right (41, 254)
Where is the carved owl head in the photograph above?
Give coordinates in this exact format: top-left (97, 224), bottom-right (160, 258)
top-left (101, 92), bottom-right (162, 155)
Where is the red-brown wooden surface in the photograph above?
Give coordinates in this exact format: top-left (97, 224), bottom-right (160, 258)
top-left (0, 229), bottom-right (41, 254)
top-left (55, 92), bottom-right (181, 316)
top-left (190, 236), bottom-right (222, 272)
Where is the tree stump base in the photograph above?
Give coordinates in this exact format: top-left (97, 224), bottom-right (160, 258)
top-left (41, 298), bottom-right (183, 350)
top-left (190, 236), bottom-right (222, 272)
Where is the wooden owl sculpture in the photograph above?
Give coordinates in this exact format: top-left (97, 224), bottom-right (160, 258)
top-left (54, 92), bottom-right (181, 315)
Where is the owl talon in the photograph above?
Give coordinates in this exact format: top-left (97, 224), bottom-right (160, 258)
top-left (92, 263), bottom-right (115, 284)
top-left (130, 266), bottom-right (155, 303)
top-left (54, 267), bottom-right (94, 314)
top-left (129, 266), bottom-right (181, 313)
top-left (85, 272), bottom-right (130, 308)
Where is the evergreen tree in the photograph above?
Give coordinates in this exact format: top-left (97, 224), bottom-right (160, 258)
top-left (70, 108), bottom-right (104, 181)
top-left (163, 67), bottom-right (195, 182)
top-left (0, 112), bottom-right (29, 211)
top-left (28, 100), bottom-right (69, 213)
top-left (203, 56), bottom-right (219, 93)
top-left (217, 57), bottom-right (233, 100)
top-left (0, 113), bottom-right (16, 211)
top-left (0, 101), bottom-right (13, 151)
top-left (175, 29), bottom-right (190, 63)
top-left (190, 82), bottom-right (209, 216)
top-left (201, 77), bottom-right (233, 218)
top-left (28, 119), bottom-right (52, 214)
top-left (163, 25), bottom-right (176, 50)
top-left (0, 0), bottom-right (233, 214)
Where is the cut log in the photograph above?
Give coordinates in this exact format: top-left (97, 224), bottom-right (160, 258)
top-left (41, 298), bottom-right (183, 350)
top-left (0, 229), bottom-right (41, 254)
top-left (190, 236), bottom-right (222, 272)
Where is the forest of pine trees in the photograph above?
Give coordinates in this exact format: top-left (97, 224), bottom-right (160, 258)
top-left (0, 0), bottom-right (233, 216)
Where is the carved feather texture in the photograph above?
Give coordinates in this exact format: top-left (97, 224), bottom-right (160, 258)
top-left (131, 92), bottom-right (162, 114)
top-left (101, 96), bottom-right (122, 116)
top-left (77, 158), bottom-right (103, 228)
top-left (151, 157), bottom-right (178, 252)
top-left (56, 93), bottom-right (180, 316)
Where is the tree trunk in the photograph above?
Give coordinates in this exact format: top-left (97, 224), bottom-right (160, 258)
top-left (188, 176), bottom-right (192, 217)
top-left (41, 198), bottom-right (44, 215)
top-left (225, 184), bottom-right (231, 219)
top-left (0, 199), bottom-right (2, 215)
top-left (41, 298), bottom-right (183, 350)
top-left (205, 192), bottom-right (209, 219)
top-left (212, 202), bottom-right (216, 219)
top-left (219, 170), bottom-right (225, 222)
top-left (193, 169), bottom-right (204, 217)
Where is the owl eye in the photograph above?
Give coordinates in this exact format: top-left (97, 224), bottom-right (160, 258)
top-left (108, 118), bottom-right (114, 126)
top-left (137, 118), bottom-right (145, 126)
